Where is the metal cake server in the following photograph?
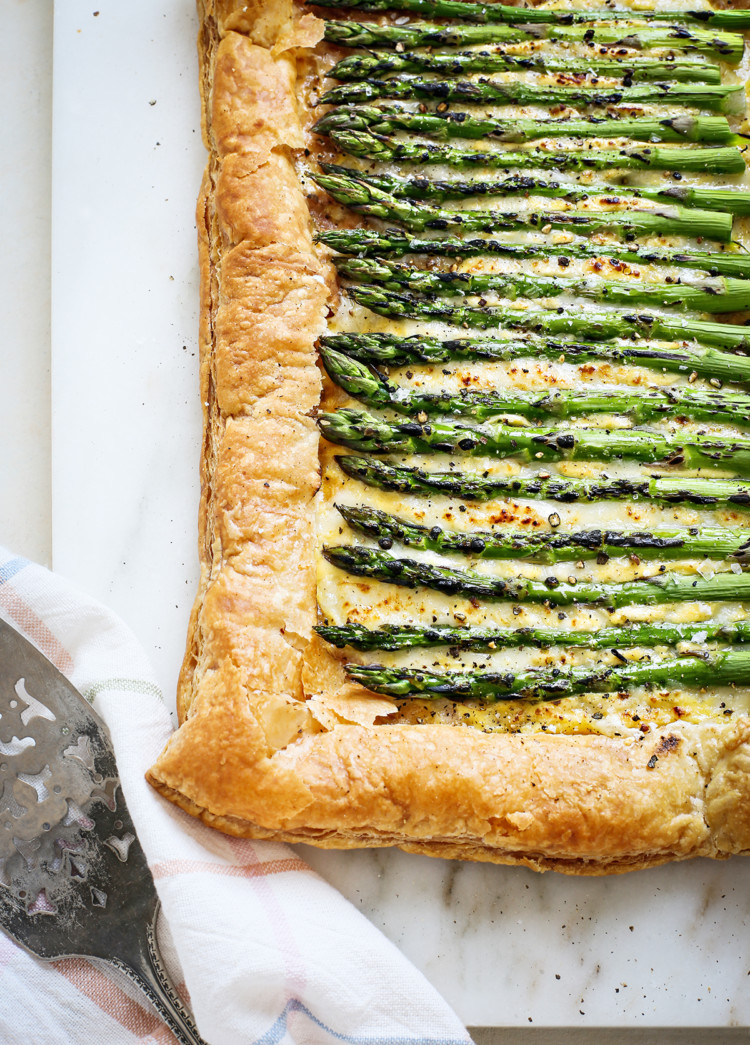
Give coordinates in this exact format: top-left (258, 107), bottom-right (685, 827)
top-left (0, 618), bottom-right (207, 1045)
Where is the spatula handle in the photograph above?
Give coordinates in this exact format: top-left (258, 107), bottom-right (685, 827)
top-left (108, 909), bottom-right (208, 1045)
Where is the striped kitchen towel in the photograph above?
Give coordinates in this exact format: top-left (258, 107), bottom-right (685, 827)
top-left (0, 548), bottom-right (471, 1045)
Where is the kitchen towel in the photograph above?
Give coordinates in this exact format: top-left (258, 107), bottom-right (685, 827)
top-left (0, 547), bottom-right (472, 1045)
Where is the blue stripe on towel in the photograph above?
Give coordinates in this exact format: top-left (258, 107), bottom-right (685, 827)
top-left (253, 997), bottom-right (470, 1045)
top-left (0, 558), bottom-right (29, 586)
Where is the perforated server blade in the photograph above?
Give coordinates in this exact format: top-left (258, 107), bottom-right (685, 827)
top-left (0, 618), bottom-right (207, 1045)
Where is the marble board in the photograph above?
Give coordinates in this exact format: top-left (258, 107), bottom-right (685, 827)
top-left (50, 0), bottom-right (750, 1029)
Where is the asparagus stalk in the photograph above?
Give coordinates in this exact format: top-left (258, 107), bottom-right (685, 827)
top-left (319, 0), bottom-right (750, 32)
top-left (324, 544), bottom-right (750, 605)
top-left (316, 619), bottom-right (750, 652)
top-left (335, 257), bottom-right (748, 311)
top-left (320, 163), bottom-right (750, 217)
top-left (321, 348), bottom-right (750, 427)
top-left (313, 106), bottom-right (736, 145)
top-left (318, 228), bottom-right (750, 279)
top-left (320, 78), bottom-right (743, 114)
top-left (346, 286), bottom-right (750, 350)
top-left (314, 172), bottom-right (733, 240)
top-left (328, 51), bottom-right (724, 85)
top-left (319, 408), bottom-right (750, 475)
top-left (335, 454), bottom-right (750, 508)
top-left (321, 332), bottom-right (750, 387)
top-left (344, 650), bottom-right (750, 702)
top-left (327, 128), bottom-right (746, 174)
top-left (322, 19), bottom-right (745, 63)
top-left (335, 503), bottom-right (750, 563)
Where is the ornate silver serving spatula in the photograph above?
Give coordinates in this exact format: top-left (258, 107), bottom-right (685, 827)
top-left (0, 618), bottom-right (207, 1045)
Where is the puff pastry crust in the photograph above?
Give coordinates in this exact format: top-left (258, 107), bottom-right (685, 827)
top-left (147, 0), bottom-right (750, 874)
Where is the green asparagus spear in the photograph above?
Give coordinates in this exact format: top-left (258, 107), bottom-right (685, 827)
top-left (345, 286), bottom-right (750, 350)
top-left (335, 257), bottom-right (748, 311)
top-left (318, 228), bottom-right (750, 279)
top-left (320, 348), bottom-right (750, 427)
top-left (321, 332), bottom-right (750, 387)
top-left (313, 106), bottom-right (737, 145)
top-left (319, 408), bottom-right (750, 475)
top-left (322, 19), bottom-right (745, 63)
top-left (324, 544), bottom-right (750, 605)
top-left (344, 650), bottom-right (750, 701)
top-left (327, 128), bottom-right (746, 173)
top-left (319, 163), bottom-right (750, 216)
top-left (316, 619), bottom-right (750, 652)
top-left (318, 0), bottom-right (750, 32)
top-left (314, 172), bottom-right (734, 240)
top-left (334, 504), bottom-right (750, 563)
top-left (328, 51), bottom-right (723, 85)
top-left (320, 78), bottom-right (743, 114)
top-left (335, 454), bottom-right (750, 508)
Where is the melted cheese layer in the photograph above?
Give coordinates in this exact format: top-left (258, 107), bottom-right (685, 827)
top-left (306, 0), bottom-right (750, 735)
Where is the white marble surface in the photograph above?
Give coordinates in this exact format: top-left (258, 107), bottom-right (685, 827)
top-left (301, 845), bottom-right (750, 1028)
top-left (2, 0), bottom-right (749, 1032)
top-left (51, 0), bottom-right (205, 719)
